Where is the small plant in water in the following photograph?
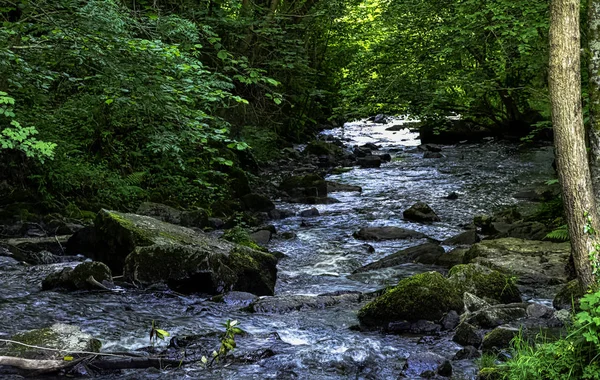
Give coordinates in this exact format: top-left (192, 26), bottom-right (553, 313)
top-left (149, 320), bottom-right (170, 346)
top-left (201, 319), bottom-right (245, 366)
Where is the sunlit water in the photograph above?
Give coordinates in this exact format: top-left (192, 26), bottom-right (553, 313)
top-left (0, 118), bottom-right (554, 379)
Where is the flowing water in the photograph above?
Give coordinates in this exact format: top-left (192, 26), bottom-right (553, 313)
top-left (0, 118), bottom-right (555, 379)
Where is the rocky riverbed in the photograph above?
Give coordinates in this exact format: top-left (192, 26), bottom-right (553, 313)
top-left (0, 118), bottom-right (572, 379)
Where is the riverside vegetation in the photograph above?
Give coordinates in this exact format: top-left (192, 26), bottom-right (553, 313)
top-left (1, 0), bottom-right (600, 379)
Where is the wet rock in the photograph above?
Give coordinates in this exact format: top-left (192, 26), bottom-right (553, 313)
top-left (482, 326), bottom-right (520, 352)
top-left (379, 153), bottom-right (392, 162)
top-left (358, 155), bottom-right (382, 168)
top-left (358, 272), bottom-right (463, 326)
top-left (385, 124), bottom-right (406, 131)
top-left (453, 322), bottom-right (483, 348)
top-left (448, 263), bottom-right (521, 303)
top-left (353, 226), bottom-right (428, 241)
top-left (42, 261), bottom-right (113, 291)
top-left (526, 303), bottom-right (555, 319)
top-left (0, 235), bottom-right (70, 260)
top-left (299, 207), bottom-right (320, 217)
top-left (137, 202), bottom-right (209, 228)
top-left (418, 144), bottom-right (443, 152)
top-left (463, 292), bottom-right (490, 313)
top-left (446, 192), bottom-right (459, 200)
top-left (495, 221), bottom-right (549, 241)
top-left (388, 320), bottom-right (442, 335)
top-left (464, 238), bottom-right (572, 290)
top-left (280, 174), bottom-right (328, 199)
top-left (207, 217), bottom-right (225, 229)
top-left (434, 248), bottom-right (467, 268)
top-left (423, 152), bottom-right (443, 158)
top-left (250, 230), bottom-right (272, 246)
top-left (442, 230), bottom-right (480, 246)
top-left (241, 193), bottom-right (275, 213)
top-left (279, 231), bottom-right (297, 240)
top-left (361, 143), bottom-right (380, 150)
top-left (0, 324), bottom-right (101, 360)
top-left (353, 243), bottom-right (444, 273)
top-left (353, 146), bottom-right (371, 157)
top-left (326, 181), bottom-right (362, 193)
top-left (211, 291), bottom-right (258, 307)
top-left (466, 304), bottom-right (527, 328)
top-left (401, 352), bottom-right (446, 378)
top-left (437, 359), bottom-right (453, 377)
top-left (453, 346), bottom-right (481, 360)
top-left (441, 310), bottom-right (460, 330)
top-left (553, 279), bottom-right (584, 310)
top-left (403, 202), bottom-right (441, 223)
top-left (68, 210), bottom-right (277, 295)
top-left (269, 209), bottom-right (295, 220)
top-left (370, 114), bottom-right (389, 124)
top-left (248, 293), bottom-right (361, 313)
top-left (419, 119), bottom-right (491, 145)
top-left (0, 256), bottom-right (19, 270)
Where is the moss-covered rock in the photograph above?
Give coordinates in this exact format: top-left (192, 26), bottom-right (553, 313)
top-left (403, 202), bottom-right (441, 223)
top-left (42, 261), bottom-right (112, 291)
top-left (482, 326), bottom-right (519, 352)
top-left (279, 174), bottom-right (328, 199)
top-left (303, 140), bottom-right (342, 157)
top-left (553, 279), bottom-right (584, 310)
top-left (358, 272), bottom-right (463, 327)
top-left (0, 324), bottom-right (100, 360)
top-left (464, 238), bottom-right (571, 297)
top-left (67, 210), bottom-right (277, 295)
top-left (448, 263), bottom-right (521, 303)
top-left (240, 193), bottom-right (275, 212)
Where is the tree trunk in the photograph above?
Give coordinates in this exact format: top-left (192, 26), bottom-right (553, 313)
top-left (588, 0), bottom-right (600, 204)
top-left (550, 0), bottom-right (599, 289)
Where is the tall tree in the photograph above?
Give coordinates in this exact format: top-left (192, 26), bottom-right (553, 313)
top-left (550, 0), bottom-right (599, 289)
top-left (588, 1), bottom-right (600, 203)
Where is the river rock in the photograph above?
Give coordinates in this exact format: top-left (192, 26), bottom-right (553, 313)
top-left (448, 264), bottom-right (521, 303)
top-left (250, 230), bottom-right (272, 246)
top-left (358, 155), bottom-right (382, 168)
top-left (465, 303), bottom-right (527, 328)
top-left (42, 261), bottom-right (113, 291)
top-left (495, 221), bottom-right (549, 241)
top-left (403, 202), bottom-right (441, 223)
top-left (453, 322), bottom-right (483, 348)
top-left (358, 272), bottom-right (463, 326)
top-left (241, 193), bottom-right (275, 212)
top-left (280, 174), bottom-right (327, 198)
top-left (326, 181), bottom-right (362, 193)
top-left (401, 352), bottom-right (447, 378)
top-left (441, 310), bottom-right (460, 330)
top-left (0, 235), bottom-right (70, 261)
top-left (464, 238), bottom-right (572, 289)
top-left (67, 210), bottom-right (277, 295)
top-left (137, 202), bottom-right (209, 228)
top-left (442, 230), bottom-right (480, 246)
top-left (0, 324), bottom-right (101, 360)
top-left (353, 146), bottom-right (371, 157)
top-left (299, 207), bottom-right (320, 217)
top-left (526, 303), bottom-right (555, 319)
top-left (453, 346), bottom-right (481, 360)
top-left (482, 326), bottom-right (520, 352)
top-left (423, 152), bottom-right (443, 158)
top-left (248, 292), bottom-right (362, 313)
top-left (379, 153), bottom-right (392, 162)
top-left (211, 291), bottom-right (259, 307)
top-left (353, 226), bottom-right (428, 241)
top-left (369, 114), bottom-right (388, 124)
top-left (418, 144), bottom-right (443, 152)
top-left (553, 279), bottom-right (584, 310)
top-left (353, 243), bottom-right (444, 273)
top-left (435, 248), bottom-right (468, 268)
top-left (463, 292), bottom-right (490, 313)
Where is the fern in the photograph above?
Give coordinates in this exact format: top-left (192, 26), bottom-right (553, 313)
top-left (123, 171), bottom-right (146, 187)
top-left (545, 224), bottom-right (569, 241)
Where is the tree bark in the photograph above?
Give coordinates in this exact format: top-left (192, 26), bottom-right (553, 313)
top-left (588, 0), bottom-right (600, 204)
top-left (550, 0), bottom-right (599, 289)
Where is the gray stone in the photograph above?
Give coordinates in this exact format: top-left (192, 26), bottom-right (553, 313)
top-left (42, 261), bottom-right (113, 291)
top-left (299, 207), bottom-right (320, 217)
top-left (463, 292), bottom-right (490, 313)
top-left (250, 230), bottom-right (272, 246)
top-left (442, 230), bottom-right (480, 246)
top-left (353, 226), bottom-right (428, 241)
top-left (453, 322), bottom-right (483, 347)
top-left (482, 326), bottom-right (520, 352)
top-left (403, 202), bottom-right (441, 223)
top-left (326, 181), bottom-right (362, 193)
top-left (353, 243), bottom-right (444, 273)
top-left (358, 155), bottom-right (382, 168)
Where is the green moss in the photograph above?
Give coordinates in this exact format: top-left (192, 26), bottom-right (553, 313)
top-left (358, 272), bottom-right (463, 327)
top-left (304, 141), bottom-right (342, 156)
top-left (448, 263), bottom-right (521, 303)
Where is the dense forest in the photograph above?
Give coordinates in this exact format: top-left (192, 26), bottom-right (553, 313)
top-left (2, 0), bottom-right (600, 379)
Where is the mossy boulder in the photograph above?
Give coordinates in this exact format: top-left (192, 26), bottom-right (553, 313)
top-left (553, 279), bottom-right (584, 310)
top-left (357, 272), bottom-right (463, 327)
top-left (279, 174), bottom-right (328, 199)
top-left (42, 261), bottom-right (112, 291)
top-left (464, 238), bottom-right (571, 295)
top-left (303, 140), bottom-right (342, 157)
top-left (240, 193), bottom-right (275, 212)
top-left (67, 210), bottom-right (277, 295)
top-left (448, 264), bottom-right (521, 303)
top-left (136, 202), bottom-right (209, 228)
top-left (482, 326), bottom-right (519, 352)
top-left (0, 324), bottom-right (101, 360)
